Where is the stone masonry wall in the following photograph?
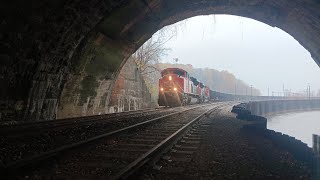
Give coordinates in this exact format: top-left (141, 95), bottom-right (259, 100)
top-left (108, 58), bottom-right (153, 113)
top-left (57, 57), bottom-right (152, 118)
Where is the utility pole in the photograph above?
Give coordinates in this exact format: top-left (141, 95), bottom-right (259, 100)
top-left (306, 85), bottom-right (309, 99)
top-left (308, 84), bottom-right (311, 100)
top-left (268, 87), bottom-right (269, 97)
top-left (246, 87), bottom-right (248, 96)
top-left (246, 87), bottom-right (248, 101)
top-left (289, 89), bottom-right (291, 97)
top-left (312, 134), bottom-right (320, 179)
top-left (250, 85), bottom-right (253, 100)
top-left (234, 83), bottom-right (237, 100)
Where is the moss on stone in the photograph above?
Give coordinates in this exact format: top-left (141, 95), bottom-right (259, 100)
top-left (85, 44), bottom-right (122, 79)
top-left (79, 75), bottom-right (99, 105)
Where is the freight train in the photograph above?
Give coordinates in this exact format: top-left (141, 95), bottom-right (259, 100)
top-left (158, 68), bottom-right (210, 107)
top-left (158, 68), bottom-right (287, 107)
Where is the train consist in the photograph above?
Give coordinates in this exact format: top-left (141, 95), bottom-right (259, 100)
top-left (158, 68), bottom-right (210, 107)
top-left (158, 67), bottom-right (283, 107)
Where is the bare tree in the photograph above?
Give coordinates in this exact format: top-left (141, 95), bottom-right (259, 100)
top-left (128, 24), bottom-right (181, 103)
top-left (132, 35), bottom-right (172, 74)
top-left (133, 37), bottom-right (168, 74)
top-left (132, 20), bottom-right (188, 74)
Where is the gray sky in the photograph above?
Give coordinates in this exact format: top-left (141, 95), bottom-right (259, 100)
top-left (159, 15), bottom-right (320, 96)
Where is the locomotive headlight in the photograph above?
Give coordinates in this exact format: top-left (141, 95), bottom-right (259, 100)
top-left (173, 87), bottom-right (177, 91)
top-left (169, 76), bottom-right (172, 81)
top-left (160, 88), bottom-right (164, 91)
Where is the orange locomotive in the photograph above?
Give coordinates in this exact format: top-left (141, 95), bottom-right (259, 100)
top-left (158, 68), bottom-right (210, 107)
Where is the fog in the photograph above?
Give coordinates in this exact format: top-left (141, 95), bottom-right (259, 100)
top-left (160, 15), bottom-right (320, 96)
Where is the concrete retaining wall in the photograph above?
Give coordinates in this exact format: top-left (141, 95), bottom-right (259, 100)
top-left (210, 91), bottom-right (287, 102)
top-left (247, 99), bottom-right (320, 116)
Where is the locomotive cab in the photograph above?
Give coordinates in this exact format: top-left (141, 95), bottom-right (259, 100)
top-left (158, 68), bottom-right (186, 106)
top-left (158, 68), bottom-right (211, 107)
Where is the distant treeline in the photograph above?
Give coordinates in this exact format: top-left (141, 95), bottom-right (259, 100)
top-left (156, 63), bottom-right (261, 96)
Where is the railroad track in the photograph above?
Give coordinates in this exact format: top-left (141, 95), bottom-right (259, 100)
top-left (0, 107), bottom-right (168, 135)
top-left (136, 105), bottom-right (225, 179)
top-left (0, 104), bottom-right (207, 171)
top-left (3, 103), bottom-right (229, 179)
top-left (115, 104), bottom-right (226, 179)
top-left (0, 104), bottom-right (209, 136)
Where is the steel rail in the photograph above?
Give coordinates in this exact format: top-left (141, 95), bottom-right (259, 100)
top-left (1, 103), bottom-right (211, 176)
top-left (115, 105), bottom-right (219, 179)
top-left (0, 107), bottom-right (168, 135)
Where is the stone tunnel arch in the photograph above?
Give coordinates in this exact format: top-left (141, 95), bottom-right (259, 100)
top-left (1, 0), bottom-right (320, 121)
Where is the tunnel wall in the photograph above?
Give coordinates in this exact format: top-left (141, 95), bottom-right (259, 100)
top-left (2, 0), bottom-right (320, 122)
top-left (0, 0), bottom-right (131, 122)
top-left (57, 56), bottom-right (153, 118)
top-left (247, 99), bottom-right (320, 116)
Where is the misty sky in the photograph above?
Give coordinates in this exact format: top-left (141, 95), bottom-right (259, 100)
top-left (158, 15), bottom-right (320, 96)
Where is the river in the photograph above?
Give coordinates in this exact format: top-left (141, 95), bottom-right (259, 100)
top-left (267, 111), bottom-right (320, 147)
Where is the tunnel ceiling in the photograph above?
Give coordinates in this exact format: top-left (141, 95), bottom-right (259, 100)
top-left (1, 0), bottom-right (320, 121)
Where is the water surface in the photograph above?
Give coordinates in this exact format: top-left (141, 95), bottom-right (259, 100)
top-left (267, 111), bottom-right (320, 147)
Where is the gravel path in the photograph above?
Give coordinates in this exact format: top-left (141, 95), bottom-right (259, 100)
top-left (140, 105), bottom-right (311, 179)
